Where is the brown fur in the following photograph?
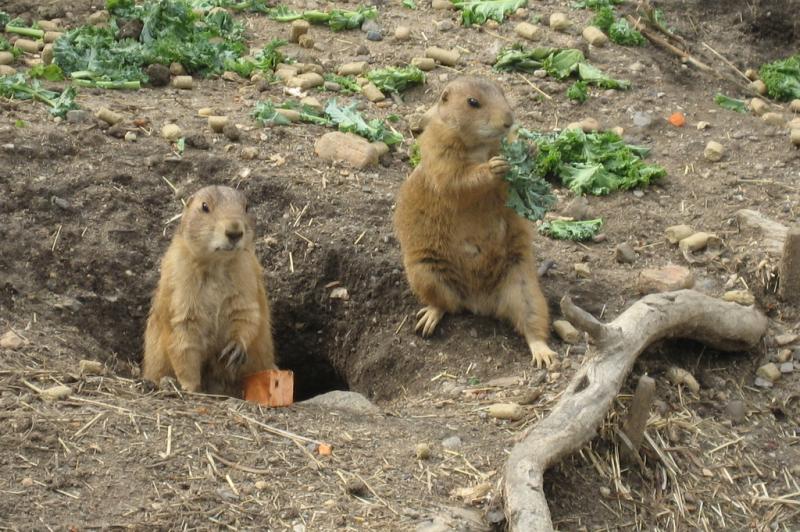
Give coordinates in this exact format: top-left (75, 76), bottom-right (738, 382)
top-left (393, 76), bottom-right (556, 367)
top-left (143, 186), bottom-right (276, 395)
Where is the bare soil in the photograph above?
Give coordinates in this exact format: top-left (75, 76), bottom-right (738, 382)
top-left (1, 0), bottom-right (799, 530)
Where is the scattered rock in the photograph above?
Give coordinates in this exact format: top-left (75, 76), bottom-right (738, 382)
top-left (777, 349), bottom-right (793, 363)
top-left (96, 107), bottom-right (123, 125)
top-left (632, 111), bottom-right (653, 128)
top-left (255, 480), bottom-right (268, 490)
top-left (574, 263), bottom-right (591, 278)
top-left (696, 121), bottom-right (710, 130)
top-left (629, 61), bottom-right (645, 73)
top-left (749, 79), bottom-right (767, 95)
top-left (582, 26), bottom-right (607, 46)
top-left (208, 115), bottom-right (229, 133)
top-left (145, 63), bottom-right (171, 87)
top-left (761, 112), bottom-right (784, 127)
top-left (287, 72), bottom-right (324, 89)
top-left (66, 110), bottom-right (90, 123)
top-left (338, 61), bottom-right (367, 76)
top-left (79, 359), bottom-right (104, 376)
top-left (0, 330), bottom-right (26, 349)
top-left (436, 20), bottom-right (454, 32)
top-left (315, 132), bottom-right (379, 169)
top-left (366, 30), bottom-right (383, 41)
top-left (749, 98), bottom-right (768, 116)
top-left (725, 400), bottom-right (746, 424)
top-left (722, 290), bottom-right (755, 306)
top-left (329, 287), bottom-right (349, 300)
top-left (754, 377), bottom-right (773, 388)
top-left (665, 224), bottom-right (694, 244)
top-left (615, 242), bottom-right (637, 264)
top-left (549, 12), bottom-right (570, 31)
top-left (362, 82), bottom-right (385, 102)
top-left (40, 384), bottom-right (72, 401)
top-left (241, 146), bottom-right (259, 160)
top-left (20, 477), bottom-right (34, 488)
top-left (703, 140), bottom-right (724, 162)
top-left (290, 19), bottom-right (310, 43)
top-left (756, 362), bottom-right (781, 382)
top-left (345, 478), bottom-right (367, 496)
top-left (161, 123), bottom-right (182, 141)
top-left (222, 123), bottom-right (241, 142)
top-left (301, 390), bottom-right (379, 414)
top-left (425, 46), bottom-right (460, 66)
top-left (561, 196), bottom-right (591, 220)
top-left (411, 57), bottom-right (436, 71)
top-left (679, 231), bottom-right (720, 253)
top-left (415, 443), bottom-right (431, 460)
top-left (395, 25), bottom-right (411, 41)
top-left (533, 69), bottom-right (547, 78)
top-left (553, 320), bottom-right (580, 344)
top-left (666, 367), bottom-right (700, 393)
top-left (185, 134), bottom-right (210, 150)
top-left (515, 22), bottom-right (540, 41)
top-left (774, 334), bottom-right (798, 346)
top-left (780, 362), bottom-right (794, 374)
top-left (637, 265), bottom-right (694, 294)
top-left (172, 75), bottom-right (193, 90)
top-left (441, 435), bottom-right (462, 449)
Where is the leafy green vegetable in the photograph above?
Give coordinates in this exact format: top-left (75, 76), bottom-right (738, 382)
top-left (0, 37), bottom-right (23, 59)
top-left (323, 73), bottom-right (361, 94)
top-left (567, 80), bottom-right (588, 102)
top-left (572, 0), bottom-right (622, 9)
top-left (225, 38), bottom-right (287, 78)
top-left (403, 0), bottom-right (417, 9)
top-left (325, 99), bottom-right (402, 145)
top-left (186, 0), bottom-right (272, 13)
top-left (502, 136), bottom-right (555, 222)
top-left (0, 72), bottom-right (78, 117)
top-left (253, 98), bottom-right (402, 145)
top-left (451, 0), bottom-right (527, 27)
top-left (54, 25), bottom-right (148, 83)
top-left (608, 19), bottom-right (645, 46)
top-left (4, 20), bottom-right (45, 39)
top-left (365, 66), bottom-right (425, 94)
top-left (714, 93), bottom-right (747, 113)
top-left (495, 45), bottom-right (630, 89)
top-left (409, 141), bottom-right (421, 167)
top-left (539, 219), bottom-right (602, 240)
top-left (266, 5), bottom-right (378, 31)
top-left (521, 128), bottom-right (664, 195)
top-left (592, 6), bottom-right (614, 32)
top-left (759, 54), bottom-right (800, 101)
top-left (28, 63), bottom-right (65, 81)
top-left (0, 11), bottom-right (10, 27)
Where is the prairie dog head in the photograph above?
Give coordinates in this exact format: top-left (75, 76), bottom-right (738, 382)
top-left (179, 186), bottom-right (255, 257)
top-left (432, 76), bottom-right (514, 147)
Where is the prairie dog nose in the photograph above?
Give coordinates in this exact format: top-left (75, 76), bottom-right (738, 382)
top-left (225, 222), bottom-right (244, 243)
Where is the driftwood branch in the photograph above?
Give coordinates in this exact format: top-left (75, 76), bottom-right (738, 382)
top-left (503, 290), bottom-right (767, 532)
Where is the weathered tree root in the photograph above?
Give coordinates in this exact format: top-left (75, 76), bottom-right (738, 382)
top-left (502, 290), bottom-right (767, 531)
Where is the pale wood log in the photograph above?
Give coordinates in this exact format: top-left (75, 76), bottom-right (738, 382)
top-left (736, 209), bottom-right (788, 256)
top-left (503, 290), bottom-right (767, 532)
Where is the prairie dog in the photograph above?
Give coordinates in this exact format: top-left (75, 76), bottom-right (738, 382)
top-left (393, 76), bottom-right (556, 367)
top-left (143, 186), bottom-right (276, 395)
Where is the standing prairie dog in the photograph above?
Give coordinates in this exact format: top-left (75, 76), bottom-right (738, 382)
top-left (143, 185), bottom-right (276, 395)
top-left (394, 76), bottom-right (556, 367)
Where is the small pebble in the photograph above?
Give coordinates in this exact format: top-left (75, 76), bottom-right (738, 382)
top-left (345, 478), bottom-right (367, 496)
top-left (415, 443), bottom-right (431, 460)
top-left (255, 480), bottom-right (268, 490)
top-left (395, 26), bottom-right (411, 41)
top-left (599, 486), bottom-right (611, 497)
top-left (754, 377), bottom-right (773, 388)
top-left (633, 111), bottom-right (653, 128)
top-left (21, 477), bottom-right (34, 487)
top-left (775, 334), bottom-right (798, 346)
top-left (366, 30), bottom-right (383, 41)
top-left (703, 140), bottom-right (724, 162)
top-left (725, 400), bottom-right (746, 424)
top-left (756, 363), bottom-right (781, 382)
top-left (222, 123), bottom-right (241, 142)
top-left (441, 435), bottom-right (462, 449)
top-left (779, 362), bottom-right (794, 374)
top-left (574, 263), bottom-right (591, 278)
top-left (615, 243), bottom-right (637, 264)
top-left (776, 349), bottom-right (792, 363)
top-left (161, 123), bottom-right (182, 141)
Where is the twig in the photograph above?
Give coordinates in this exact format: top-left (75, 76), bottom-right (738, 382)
top-left (516, 73), bottom-right (553, 101)
top-left (51, 224), bottom-right (62, 252)
top-left (626, 15), bottom-right (714, 73)
top-left (232, 412), bottom-right (326, 446)
top-left (394, 315), bottom-right (408, 335)
top-left (210, 452), bottom-right (272, 475)
top-left (355, 472), bottom-right (400, 515)
top-left (701, 42), bottom-right (751, 83)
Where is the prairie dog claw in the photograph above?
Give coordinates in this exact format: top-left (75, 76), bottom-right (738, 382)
top-left (219, 340), bottom-right (247, 369)
top-left (415, 306), bottom-right (445, 337)
top-left (488, 156), bottom-right (510, 178)
top-left (529, 339), bottom-right (556, 369)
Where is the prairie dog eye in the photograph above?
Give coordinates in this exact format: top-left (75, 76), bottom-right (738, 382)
top-left (467, 97), bottom-right (480, 108)
top-left (201, 202), bottom-right (210, 213)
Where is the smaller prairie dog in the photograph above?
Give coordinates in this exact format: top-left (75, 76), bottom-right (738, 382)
top-left (394, 76), bottom-right (556, 367)
top-left (143, 186), bottom-right (276, 395)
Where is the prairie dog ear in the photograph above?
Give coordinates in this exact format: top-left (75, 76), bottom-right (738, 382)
top-left (440, 87), bottom-right (451, 103)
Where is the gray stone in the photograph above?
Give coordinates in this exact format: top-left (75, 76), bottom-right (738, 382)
top-left (301, 390), bottom-right (379, 414)
top-left (725, 400), bottom-right (746, 423)
top-left (416, 506), bottom-right (487, 532)
top-left (66, 110), bottom-right (91, 123)
top-left (441, 435), bottom-right (462, 449)
top-left (366, 30), bottom-right (383, 41)
top-left (780, 362), bottom-right (794, 374)
top-left (633, 111), bottom-right (653, 128)
top-left (615, 243), bottom-right (637, 264)
top-left (754, 377), bottom-right (773, 388)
